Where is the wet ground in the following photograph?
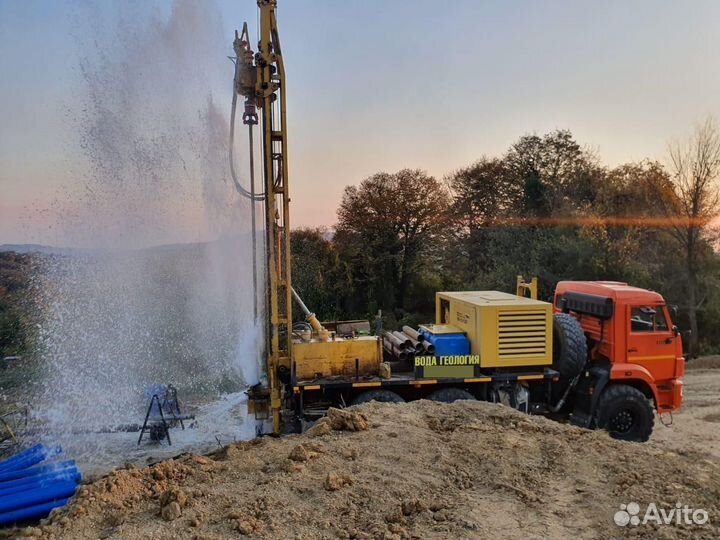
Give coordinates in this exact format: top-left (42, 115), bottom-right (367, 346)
top-left (39, 392), bottom-right (256, 477)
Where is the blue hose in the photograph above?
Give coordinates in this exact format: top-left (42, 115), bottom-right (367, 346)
top-left (0, 461), bottom-right (76, 483)
top-left (0, 497), bottom-right (70, 526)
top-left (0, 481), bottom-right (78, 513)
top-left (0, 472), bottom-right (81, 497)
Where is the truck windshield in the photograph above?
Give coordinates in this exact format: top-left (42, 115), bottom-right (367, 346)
top-left (630, 306), bottom-right (668, 332)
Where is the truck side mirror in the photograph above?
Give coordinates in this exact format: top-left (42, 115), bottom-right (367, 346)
top-left (672, 325), bottom-right (680, 337)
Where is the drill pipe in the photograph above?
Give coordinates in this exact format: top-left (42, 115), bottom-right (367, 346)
top-left (392, 331), bottom-right (414, 348)
top-left (396, 331), bottom-right (423, 352)
top-left (402, 326), bottom-right (425, 342)
top-left (419, 341), bottom-right (436, 355)
top-left (384, 332), bottom-right (407, 350)
top-left (383, 338), bottom-right (408, 361)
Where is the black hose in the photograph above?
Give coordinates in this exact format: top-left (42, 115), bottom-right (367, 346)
top-left (229, 84), bottom-right (264, 201)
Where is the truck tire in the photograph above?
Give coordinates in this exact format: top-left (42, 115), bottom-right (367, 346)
top-left (595, 384), bottom-right (654, 442)
top-left (428, 388), bottom-right (475, 403)
top-left (352, 390), bottom-right (405, 405)
top-left (553, 313), bottom-right (587, 383)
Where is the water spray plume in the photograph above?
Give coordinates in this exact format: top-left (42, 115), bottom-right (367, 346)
top-left (32, 0), bottom-right (263, 471)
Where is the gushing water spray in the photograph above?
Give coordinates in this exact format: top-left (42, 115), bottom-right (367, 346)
top-left (32, 0), bottom-right (264, 470)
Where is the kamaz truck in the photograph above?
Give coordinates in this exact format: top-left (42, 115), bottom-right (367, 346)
top-left (272, 277), bottom-right (684, 442)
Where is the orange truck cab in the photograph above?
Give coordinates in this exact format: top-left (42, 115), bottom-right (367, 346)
top-left (553, 281), bottom-right (684, 440)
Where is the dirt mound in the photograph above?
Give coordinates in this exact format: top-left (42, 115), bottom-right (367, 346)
top-left (5, 400), bottom-right (719, 539)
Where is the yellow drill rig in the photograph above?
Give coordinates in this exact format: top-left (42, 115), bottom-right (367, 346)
top-left (233, 1), bottom-right (684, 443)
top-left (232, 0), bottom-right (382, 434)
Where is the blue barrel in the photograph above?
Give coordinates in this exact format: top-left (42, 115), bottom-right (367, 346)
top-left (0, 498), bottom-right (70, 526)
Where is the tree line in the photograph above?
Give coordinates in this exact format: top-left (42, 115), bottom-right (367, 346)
top-left (291, 122), bottom-right (720, 356)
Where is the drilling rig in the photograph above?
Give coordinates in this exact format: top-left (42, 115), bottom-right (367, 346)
top-left (231, 0), bottom-right (291, 434)
top-left (231, 1), bottom-right (684, 442)
top-left (231, 0), bottom-right (382, 434)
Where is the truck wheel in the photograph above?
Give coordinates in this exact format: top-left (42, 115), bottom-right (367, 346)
top-left (428, 388), bottom-right (475, 403)
top-left (553, 313), bottom-right (587, 385)
top-left (352, 390), bottom-right (405, 405)
top-left (595, 384), bottom-right (654, 442)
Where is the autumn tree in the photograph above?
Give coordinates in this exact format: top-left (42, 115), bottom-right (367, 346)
top-left (505, 130), bottom-right (600, 217)
top-left (290, 228), bottom-right (346, 321)
top-left (665, 118), bottom-right (720, 355)
top-left (335, 169), bottom-right (450, 314)
top-left (448, 131), bottom-right (607, 294)
top-left (447, 158), bottom-right (521, 277)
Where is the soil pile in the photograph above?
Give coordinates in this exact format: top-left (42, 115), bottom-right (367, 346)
top-left (4, 401), bottom-right (719, 539)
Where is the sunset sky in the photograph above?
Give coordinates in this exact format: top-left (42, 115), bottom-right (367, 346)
top-left (1, 0), bottom-right (720, 246)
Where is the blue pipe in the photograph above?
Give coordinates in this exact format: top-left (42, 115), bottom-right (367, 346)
top-left (0, 469), bottom-right (79, 490)
top-left (0, 481), bottom-right (77, 513)
top-left (0, 445), bottom-right (45, 472)
top-left (0, 483), bottom-right (77, 514)
top-left (0, 461), bottom-right (76, 483)
top-left (0, 446), bottom-right (62, 474)
top-left (0, 473), bottom-right (80, 497)
top-left (0, 497), bottom-right (70, 526)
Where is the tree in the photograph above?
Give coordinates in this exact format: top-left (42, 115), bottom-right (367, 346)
top-left (290, 228), bottom-right (346, 321)
top-left (336, 169), bottom-right (450, 313)
top-left (447, 158), bottom-right (522, 277)
top-left (665, 118), bottom-right (720, 355)
top-left (504, 130), bottom-right (599, 217)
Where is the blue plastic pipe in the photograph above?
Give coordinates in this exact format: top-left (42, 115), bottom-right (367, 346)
top-left (0, 445), bottom-right (45, 472)
top-left (0, 497), bottom-right (70, 526)
top-left (0, 473), bottom-right (80, 497)
top-left (0, 461), bottom-right (76, 483)
top-left (0, 482), bottom-right (77, 514)
top-left (0, 481), bottom-right (78, 513)
top-left (0, 467), bottom-right (81, 492)
top-left (0, 446), bottom-right (62, 473)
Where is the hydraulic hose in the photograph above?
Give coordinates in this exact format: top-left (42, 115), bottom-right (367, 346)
top-left (229, 86), bottom-right (264, 202)
top-left (229, 62), bottom-right (263, 321)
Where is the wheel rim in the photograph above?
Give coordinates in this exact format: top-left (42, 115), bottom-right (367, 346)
top-left (609, 408), bottom-right (636, 433)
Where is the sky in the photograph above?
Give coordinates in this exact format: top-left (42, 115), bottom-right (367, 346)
top-left (1, 0), bottom-right (720, 246)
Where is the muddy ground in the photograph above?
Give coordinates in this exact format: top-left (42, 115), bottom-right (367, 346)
top-left (651, 356), bottom-right (720, 461)
top-left (4, 359), bottom-right (720, 540)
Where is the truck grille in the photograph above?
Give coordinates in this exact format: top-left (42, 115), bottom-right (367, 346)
top-left (497, 309), bottom-right (548, 358)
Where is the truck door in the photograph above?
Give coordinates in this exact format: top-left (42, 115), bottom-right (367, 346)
top-left (626, 304), bottom-right (676, 380)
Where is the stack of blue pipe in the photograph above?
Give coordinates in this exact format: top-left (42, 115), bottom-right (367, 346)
top-left (0, 444), bottom-right (81, 526)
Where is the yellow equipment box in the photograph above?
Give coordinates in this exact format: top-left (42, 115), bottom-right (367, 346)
top-left (292, 336), bottom-right (382, 381)
top-left (435, 291), bottom-right (553, 368)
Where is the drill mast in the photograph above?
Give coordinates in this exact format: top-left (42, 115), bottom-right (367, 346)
top-left (234, 0), bottom-right (291, 433)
